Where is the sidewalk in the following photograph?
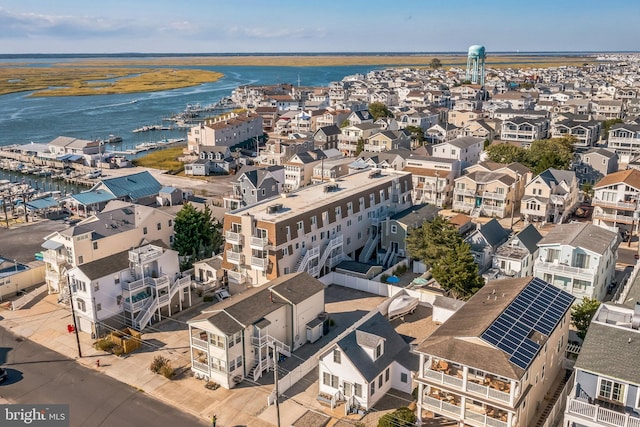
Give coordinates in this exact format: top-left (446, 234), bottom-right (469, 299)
top-left (0, 293), bottom-right (301, 426)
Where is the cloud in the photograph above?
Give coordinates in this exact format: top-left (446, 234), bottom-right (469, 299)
top-left (227, 25), bottom-right (324, 40)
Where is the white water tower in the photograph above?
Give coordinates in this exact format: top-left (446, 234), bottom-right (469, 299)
top-left (466, 45), bottom-right (486, 85)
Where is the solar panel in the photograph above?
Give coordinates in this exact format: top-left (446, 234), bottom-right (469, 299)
top-left (480, 277), bottom-right (574, 371)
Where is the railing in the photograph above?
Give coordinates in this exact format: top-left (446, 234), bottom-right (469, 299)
top-left (482, 191), bottom-right (507, 200)
top-left (123, 296), bottom-right (150, 312)
top-left (363, 144), bottom-right (386, 152)
top-left (422, 368), bottom-right (511, 404)
top-left (192, 360), bottom-right (209, 373)
top-left (132, 296), bottom-right (156, 330)
top-left (11, 285), bottom-right (47, 311)
top-left (452, 201), bottom-right (474, 211)
top-left (191, 337), bottom-right (208, 351)
top-left (129, 246), bottom-right (163, 264)
top-left (535, 260), bottom-right (594, 280)
top-left (566, 398), bottom-right (640, 427)
top-left (424, 369), bottom-right (464, 388)
top-left (337, 142), bottom-right (356, 151)
top-left (122, 277), bottom-right (152, 292)
top-left (592, 211), bottom-right (635, 223)
top-left (226, 250), bottom-right (244, 265)
top-left (225, 230), bottom-right (243, 244)
top-left (250, 235), bottom-right (268, 249)
top-left (482, 205), bottom-right (507, 216)
top-left (465, 410), bottom-right (508, 427)
top-left (422, 395), bottom-right (462, 418)
top-left (43, 251), bottom-right (66, 265)
top-left (455, 189), bottom-right (478, 197)
top-left (592, 198), bottom-right (637, 210)
top-left (250, 256), bottom-right (268, 270)
top-left (45, 269), bottom-right (61, 282)
top-left (227, 270), bottom-right (246, 284)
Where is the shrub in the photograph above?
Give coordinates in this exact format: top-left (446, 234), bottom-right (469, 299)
top-left (205, 381), bottom-right (220, 390)
top-left (380, 274), bottom-right (389, 283)
top-left (160, 364), bottom-right (174, 379)
top-left (377, 407), bottom-right (416, 427)
top-left (203, 295), bottom-right (215, 302)
top-left (94, 338), bottom-right (115, 352)
top-left (112, 345), bottom-right (124, 357)
top-left (150, 355), bottom-right (170, 374)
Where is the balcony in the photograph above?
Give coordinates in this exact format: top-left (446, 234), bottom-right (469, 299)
top-left (482, 191), bottom-right (507, 201)
top-left (192, 360), bottom-right (209, 374)
top-left (226, 250), bottom-right (244, 265)
top-left (535, 260), bottom-right (594, 281)
top-left (452, 201), bottom-right (474, 211)
top-left (191, 336), bottom-right (208, 351)
top-left (129, 246), bottom-right (163, 264)
top-left (337, 142), bottom-right (356, 151)
top-left (250, 256), bottom-right (268, 271)
top-left (227, 269), bottom-right (246, 284)
top-left (250, 236), bottom-right (268, 249)
top-left (592, 198), bottom-right (637, 211)
top-left (455, 189), bottom-right (478, 197)
top-left (43, 251), bottom-right (66, 265)
top-left (482, 205), bottom-right (507, 217)
top-left (593, 211), bottom-right (635, 224)
top-left (225, 230), bottom-right (243, 245)
top-left (566, 398), bottom-right (640, 427)
top-left (364, 144), bottom-right (386, 152)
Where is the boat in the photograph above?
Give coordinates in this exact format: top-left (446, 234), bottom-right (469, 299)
top-left (387, 294), bottom-right (419, 319)
top-left (135, 142), bottom-right (158, 150)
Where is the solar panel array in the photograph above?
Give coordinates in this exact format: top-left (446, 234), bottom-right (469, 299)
top-left (480, 277), bottom-right (574, 370)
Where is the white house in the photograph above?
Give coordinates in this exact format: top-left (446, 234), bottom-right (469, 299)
top-left (534, 222), bottom-right (619, 302)
top-left (430, 136), bottom-right (483, 169)
top-left (492, 224), bottom-right (542, 278)
top-left (317, 312), bottom-right (418, 412)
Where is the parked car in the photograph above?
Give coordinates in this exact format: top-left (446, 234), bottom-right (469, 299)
top-left (213, 289), bottom-right (231, 302)
top-left (0, 367), bottom-right (8, 383)
top-left (85, 170), bottom-right (102, 179)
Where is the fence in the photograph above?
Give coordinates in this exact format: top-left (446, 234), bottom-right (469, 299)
top-left (11, 284), bottom-right (47, 310)
top-left (614, 260), bottom-right (639, 304)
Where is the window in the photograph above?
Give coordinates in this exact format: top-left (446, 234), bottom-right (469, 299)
top-left (114, 276), bottom-right (120, 285)
top-left (96, 303), bottom-right (102, 311)
top-left (390, 225), bottom-right (397, 234)
top-left (168, 219), bottom-right (172, 227)
top-left (323, 372), bottom-right (339, 388)
top-left (385, 368), bottom-right (390, 382)
top-left (93, 282), bottom-right (99, 292)
top-left (236, 355), bottom-right (243, 367)
top-left (375, 343), bottom-right (382, 359)
top-left (370, 381), bottom-right (375, 396)
top-left (229, 359), bottom-right (236, 372)
top-left (210, 334), bottom-right (225, 349)
top-left (78, 256), bottom-right (84, 264)
top-left (378, 375), bottom-right (383, 388)
top-left (157, 222), bottom-right (161, 230)
top-left (93, 241), bottom-right (98, 250)
top-left (400, 373), bottom-right (408, 383)
top-left (143, 227), bottom-right (148, 235)
top-left (283, 247), bottom-right (289, 256)
top-left (598, 378), bottom-right (625, 403)
top-left (344, 383), bottom-right (352, 397)
top-left (354, 383), bottom-right (362, 397)
top-left (76, 298), bottom-right (86, 312)
top-left (333, 350), bottom-right (341, 364)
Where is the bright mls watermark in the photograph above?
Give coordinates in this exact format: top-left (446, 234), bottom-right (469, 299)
top-left (1, 405), bottom-right (69, 426)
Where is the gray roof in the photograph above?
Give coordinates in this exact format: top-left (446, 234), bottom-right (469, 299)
top-left (391, 204), bottom-right (440, 228)
top-left (514, 224), bottom-right (543, 254)
top-left (334, 260), bottom-right (378, 275)
top-left (538, 168), bottom-right (576, 187)
top-left (336, 312), bottom-right (416, 382)
top-left (583, 147), bottom-right (617, 159)
top-left (446, 136), bottom-right (483, 149)
top-left (76, 250), bottom-right (130, 280)
top-left (477, 218), bottom-right (510, 248)
top-left (189, 272), bottom-right (324, 334)
top-left (575, 322), bottom-right (640, 385)
top-left (538, 222), bottom-right (617, 255)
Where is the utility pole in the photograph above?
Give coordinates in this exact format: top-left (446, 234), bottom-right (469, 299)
top-left (67, 279), bottom-right (82, 358)
top-left (273, 346), bottom-right (281, 427)
top-left (2, 196), bottom-right (9, 229)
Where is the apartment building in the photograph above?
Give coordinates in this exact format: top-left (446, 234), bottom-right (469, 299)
top-left (573, 148), bottom-right (618, 186)
top-left (551, 119), bottom-right (602, 149)
top-left (534, 222), bottom-right (618, 302)
top-left (430, 136), bottom-right (484, 169)
top-left (563, 301), bottom-right (640, 427)
top-left (415, 276), bottom-right (574, 427)
top-left (500, 117), bottom-right (550, 146)
top-left (186, 112), bottom-right (263, 151)
top-left (41, 201), bottom-right (175, 294)
top-left (403, 155), bottom-right (460, 207)
top-left (222, 165), bottom-right (284, 210)
top-left (221, 170), bottom-right (413, 287)
top-left (67, 243), bottom-right (191, 335)
top-left (187, 272), bottom-right (325, 389)
top-left (592, 168), bottom-right (640, 234)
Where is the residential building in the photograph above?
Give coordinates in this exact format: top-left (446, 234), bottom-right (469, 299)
top-left (465, 218), bottom-right (511, 272)
top-left (573, 148), bottom-right (618, 186)
top-left (416, 276), bottom-right (574, 427)
top-left (337, 123), bottom-right (381, 156)
top-left (186, 112), bottom-right (263, 151)
top-left (185, 146), bottom-right (235, 176)
top-left (591, 99), bottom-right (623, 121)
top-left (318, 312), bottom-right (418, 412)
top-left (551, 119), bottom-right (602, 149)
top-left (563, 301), bottom-right (640, 427)
top-left (452, 162), bottom-right (530, 219)
top-left (426, 123), bottom-right (461, 143)
top-left (223, 165), bottom-right (284, 210)
top-left (591, 168), bottom-right (640, 235)
top-left (534, 222), bottom-right (618, 302)
top-left (431, 137), bottom-right (484, 169)
top-left (521, 168), bottom-right (580, 224)
top-left (403, 155), bottom-right (460, 207)
top-left (607, 123), bottom-right (640, 163)
top-left (311, 157), bottom-right (352, 184)
top-left (363, 130), bottom-right (411, 153)
top-left (500, 117), bottom-right (550, 146)
top-left (41, 201), bottom-right (175, 294)
top-left (221, 170), bottom-right (413, 287)
top-left (313, 125), bottom-right (341, 150)
top-left (283, 150), bottom-right (328, 191)
top-left (67, 243), bottom-right (191, 334)
top-left (187, 272), bottom-right (325, 389)
top-left (492, 224), bottom-right (543, 278)
top-left (258, 135), bottom-right (314, 166)
top-left (84, 171), bottom-right (164, 207)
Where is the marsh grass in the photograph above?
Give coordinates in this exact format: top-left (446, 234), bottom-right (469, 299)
top-left (132, 145), bottom-right (186, 173)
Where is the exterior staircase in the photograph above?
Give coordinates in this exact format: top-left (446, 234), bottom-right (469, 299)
top-left (471, 205), bottom-right (482, 218)
top-left (132, 274), bottom-right (191, 331)
top-left (297, 235), bottom-right (344, 277)
top-left (358, 233), bottom-right (379, 263)
top-left (533, 369), bottom-right (573, 427)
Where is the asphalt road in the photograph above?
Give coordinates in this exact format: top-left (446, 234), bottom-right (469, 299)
top-left (0, 219), bottom-right (69, 264)
top-left (0, 327), bottom-right (207, 427)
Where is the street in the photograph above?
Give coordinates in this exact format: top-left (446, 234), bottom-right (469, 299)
top-left (0, 326), bottom-right (207, 427)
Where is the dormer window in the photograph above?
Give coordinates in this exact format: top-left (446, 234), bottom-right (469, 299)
top-left (333, 349), bottom-right (341, 364)
top-left (375, 343), bottom-right (383, 359)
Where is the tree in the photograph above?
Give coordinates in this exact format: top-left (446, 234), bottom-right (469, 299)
top-left (378, 407), bottom-right (416, 427)
top-left (355, 137), bottom-right (366, 156)
top-left (172, 202), bottom-right (222, 267)
top-left (368, 102), bottom-right (393, 121)
top-left (484, 137), bottom-right (576, 175)
top-left (602, 118), bottom-right (623, 140)
top-left (405, 125), bottom-right (426, 145)
top-left (571, 297), bottom-right (600, 341)
top-left (430, 58), bottom-right (442, 70)
top-left (484, 143), bottom-right (527, 164)
top-left (406, 216), bottom-right (483, 299)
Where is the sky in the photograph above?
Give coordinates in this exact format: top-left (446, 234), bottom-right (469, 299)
top-left (0, 0), bottom-right (638, 54)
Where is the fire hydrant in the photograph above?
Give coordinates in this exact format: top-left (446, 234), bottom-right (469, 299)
top-left (96, 359), bottom-right (100, 368)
